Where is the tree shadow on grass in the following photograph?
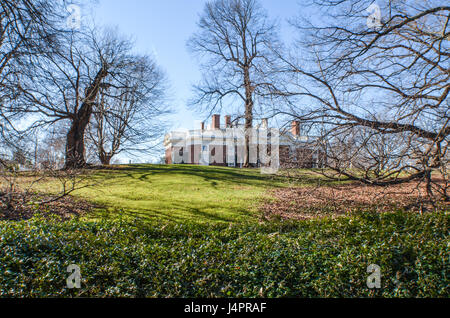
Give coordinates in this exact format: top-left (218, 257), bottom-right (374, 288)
top-left (91, 198), bottom-right (253, 224)
top-left (82, 164), bottom-right (333, 224)
top-left (89, 164), bottom-right (335, 188)
top-left (92, 164), bottom-right (310, 189)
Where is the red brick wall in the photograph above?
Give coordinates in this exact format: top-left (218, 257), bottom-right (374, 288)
top-left (209, 145), bottom-right (227, 166)
top-left (190, 145), bottom-right (202, 164)
top-left (165, 147), bottom-right (172, 165)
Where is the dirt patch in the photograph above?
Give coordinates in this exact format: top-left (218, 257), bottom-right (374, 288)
top-left (0, 192), bottom-right (96, 221)
top-left (262, 182), bottom-right (449, 220)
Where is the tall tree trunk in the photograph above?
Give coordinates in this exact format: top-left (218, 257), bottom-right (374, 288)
top-left (99, 147), bottom-right (112, 165)
top-left (100, 155), bottom-right (112, 166)
top-left (65, 118), bottom-right (89, 169)
top-left (243, 66), bottom-right (253, 168)
top-left (65, 67), bottom-right (108, 169)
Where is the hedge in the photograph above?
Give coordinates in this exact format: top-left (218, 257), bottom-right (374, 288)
top-left (0, 211), bottom-right (448, 297)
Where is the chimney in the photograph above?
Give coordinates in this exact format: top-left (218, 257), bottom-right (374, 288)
top-left (292, 121), bottom-right (300, 136)
top-left (225, 116), bottom-right (231, 128)
top-left (212, 114), bottom-right (221, 130)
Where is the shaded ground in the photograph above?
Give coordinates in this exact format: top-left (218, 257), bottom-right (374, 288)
top-left (0, 192), bottom-right (94, 221)
top-left (262, 181), bottom-right (450, 220)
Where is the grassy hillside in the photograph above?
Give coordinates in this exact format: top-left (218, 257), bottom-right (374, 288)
top-left (62, 164), bottom-right (296, 224)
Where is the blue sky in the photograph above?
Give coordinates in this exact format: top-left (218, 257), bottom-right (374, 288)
top-left (90, 0), bottom-right (302, 134)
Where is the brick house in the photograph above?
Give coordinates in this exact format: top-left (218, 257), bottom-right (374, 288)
top-left (164, 115), bottom-right (326, 168)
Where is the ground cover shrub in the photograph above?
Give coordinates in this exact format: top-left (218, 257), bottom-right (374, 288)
top-left (0, 211), bottom-right (448, 297)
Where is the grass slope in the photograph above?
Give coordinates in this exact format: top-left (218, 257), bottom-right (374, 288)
top-left (70, 164), bottom-right (293, 224)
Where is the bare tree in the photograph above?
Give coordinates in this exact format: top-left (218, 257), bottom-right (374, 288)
top-left (16, 28), bottom-right (140, 169)
top-left (87, 56), bottom-right (170, 165)
top-left (35, 127), bottom-right (67, 170)
top-left (0, 0), bottom-right (71, 151)
top-left (188, 0), bottom-right (281, 167)
top-left (275, 0), bottom-right (449, 204)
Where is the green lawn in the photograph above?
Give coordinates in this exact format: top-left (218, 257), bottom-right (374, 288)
top-left (70, 164), bottom-right (297, 224)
